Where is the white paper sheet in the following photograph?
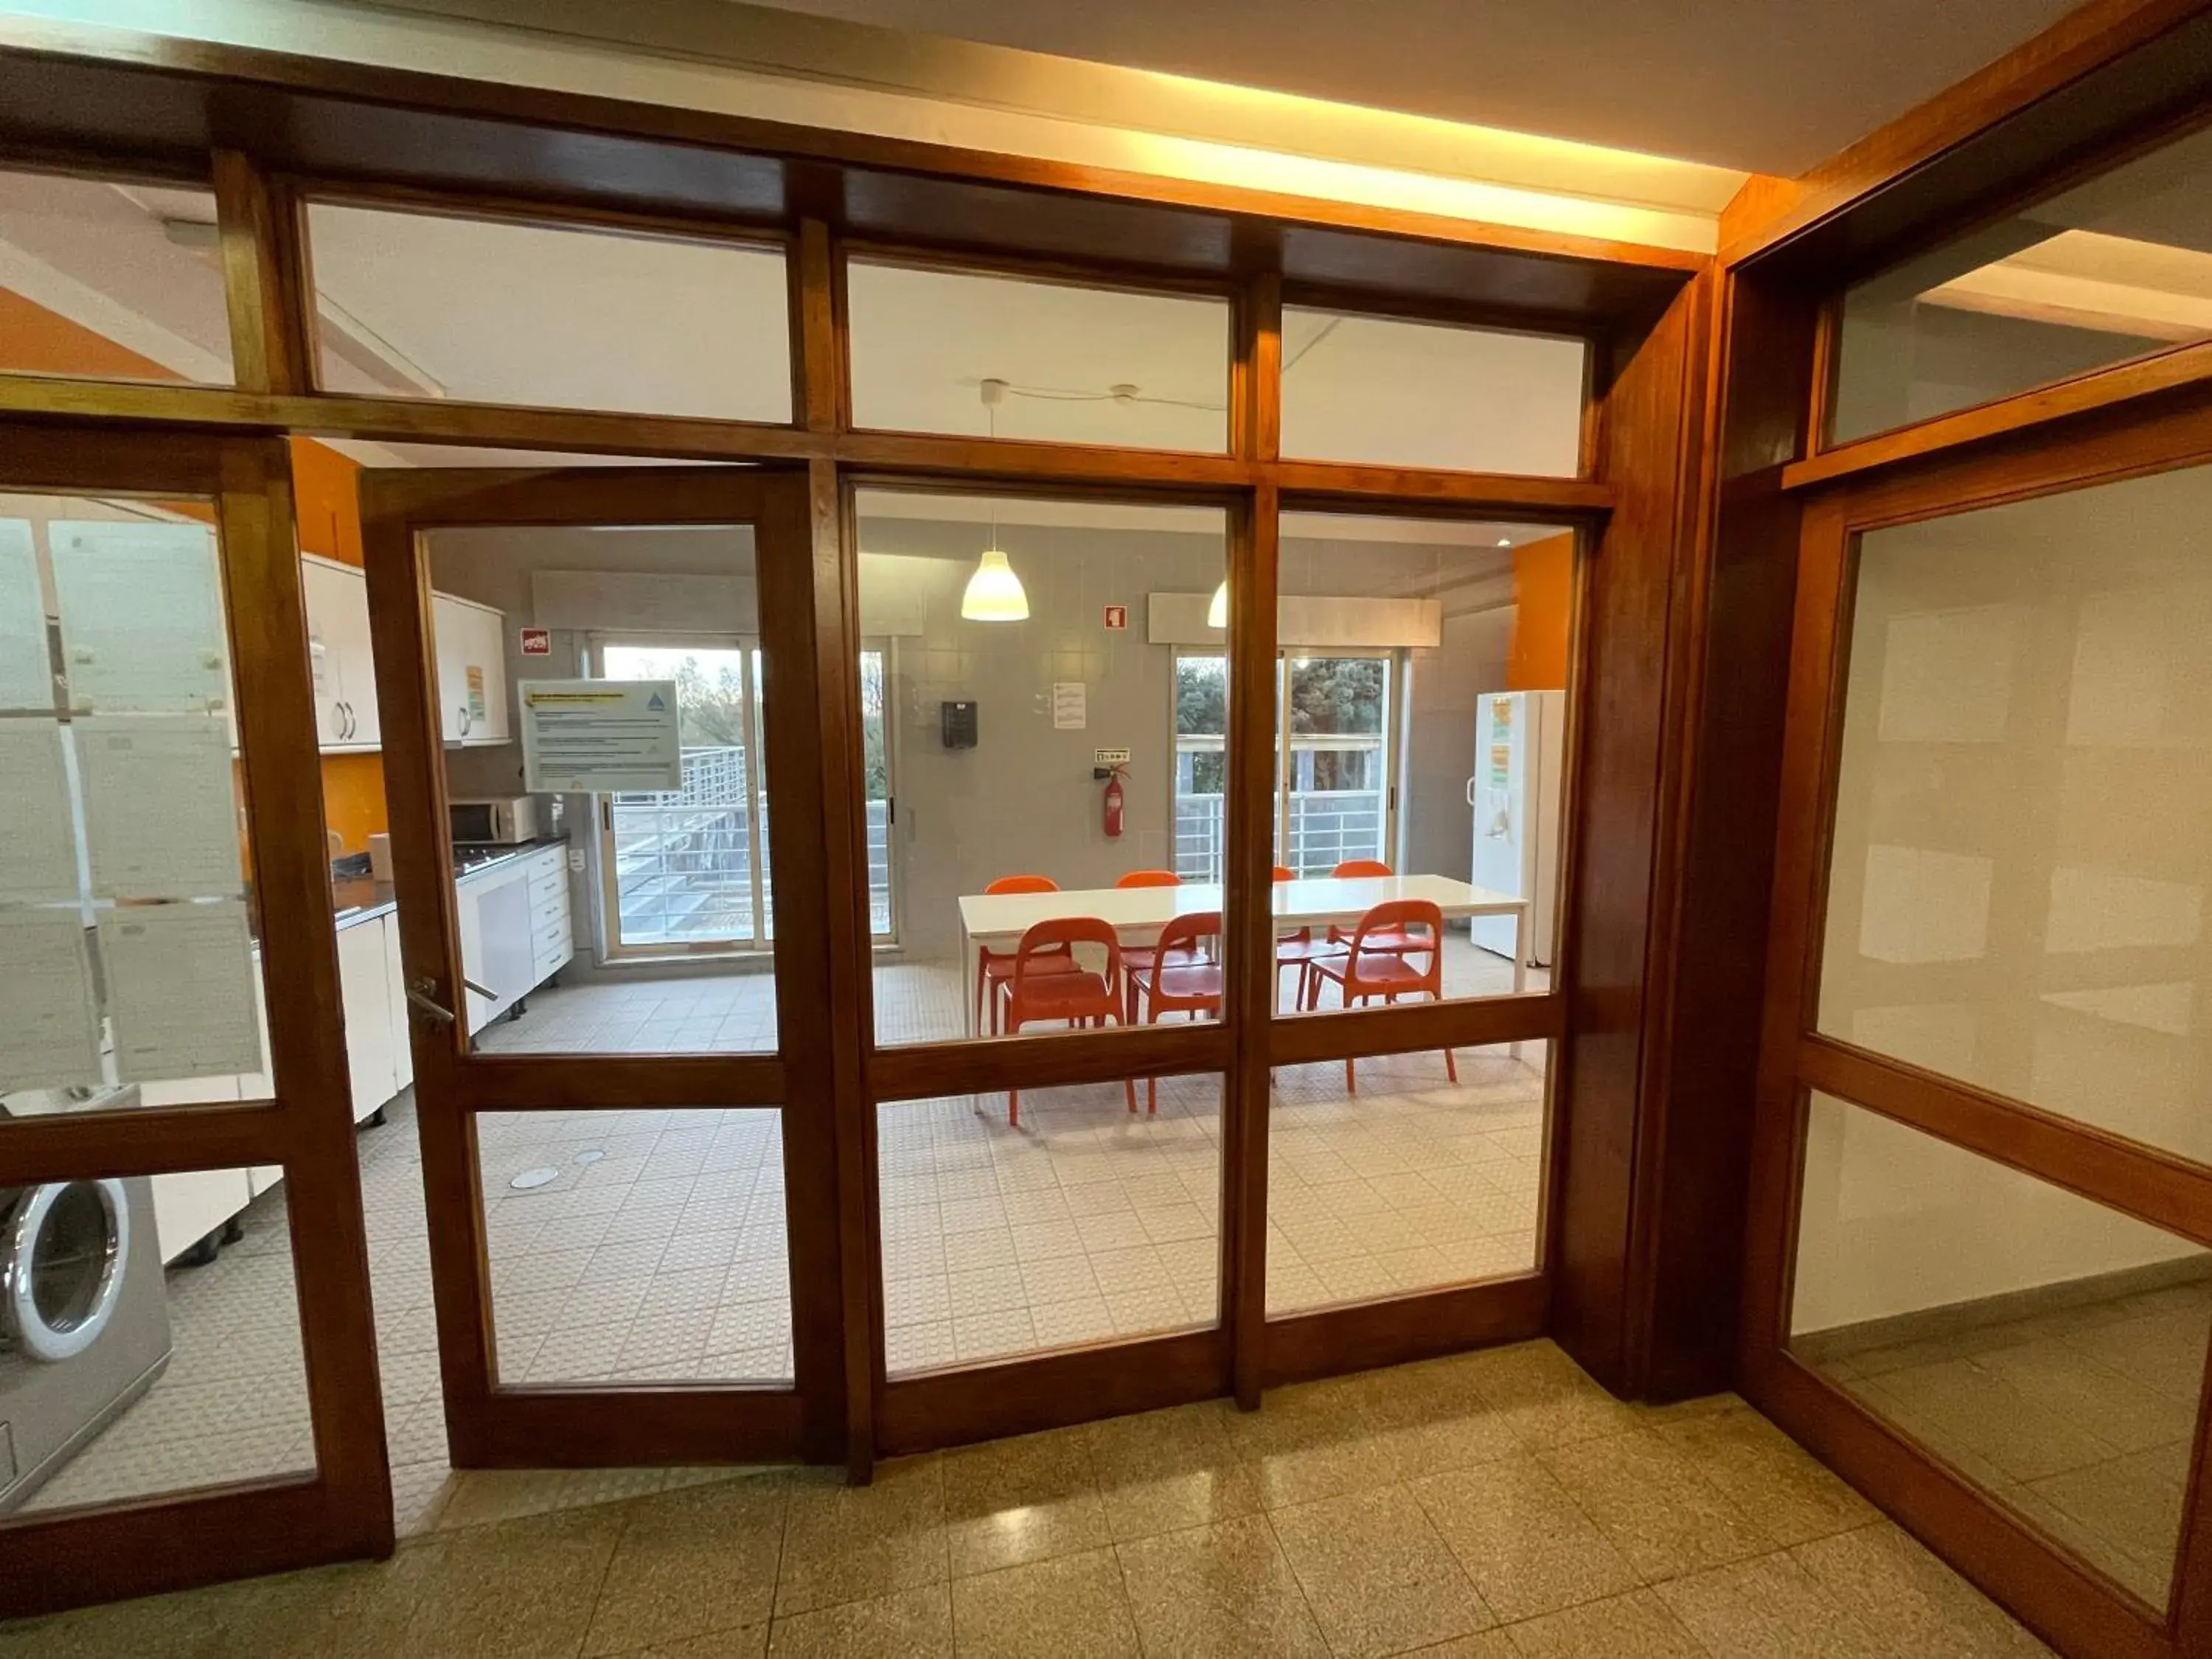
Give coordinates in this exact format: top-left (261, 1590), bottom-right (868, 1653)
top-left (100, 900), bottom-right (264, 1082)
top-left (49, 518), bottom-right (231, 713)
top-left (521, 678), bottom-right (682, 791)
top-left (1053, 681), bottom-right (1088, 730)
top-left (0, 521), bottom-right (55, 712)
top-left (0, 720), bottom-right (83, 904)
top-left (0, 909), bottom-right (102, 1094)
top-left (78, 714), bottom-right (243, 900)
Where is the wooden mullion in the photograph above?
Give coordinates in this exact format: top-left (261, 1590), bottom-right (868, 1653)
top-left (212, 151), bottom-right (315, 394)
top-left (869, 1023), bottom-right (1231, 1102)
top-left (877, 1329), bottom-right (1222, 1454)
top-left (1269, 993), bottom-right (1565, 1065)
top-left (1800, 1036), bottom-right (2212, 1247)
top-left (1270, 462), bottom-right (1611, 512)
top-left (793, 218), bottom-right (840, 434)
top-left (0, 1104), bottom-right (285, 1186)
top-left (446, 1054), bottom-right (787, 1110)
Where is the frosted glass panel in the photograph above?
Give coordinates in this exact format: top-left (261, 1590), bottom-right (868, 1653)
top-left (1818, 463), bottom-right (2212, 1166)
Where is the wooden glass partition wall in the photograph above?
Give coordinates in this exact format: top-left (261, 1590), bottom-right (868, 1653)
top-left (1719, 27), bottom-right (2212, 1659)
top-left (0, 29), bottom-right (1705, 1611)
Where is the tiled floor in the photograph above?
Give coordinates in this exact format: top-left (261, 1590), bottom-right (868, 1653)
top-left (0, 1340), bottom-right (2052, 1658)
top-left (1798, 1272), bottom-right (2212, 1610)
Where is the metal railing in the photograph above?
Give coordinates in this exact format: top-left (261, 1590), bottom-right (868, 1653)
top-left (1174, 788), bottom-right (1388, 882)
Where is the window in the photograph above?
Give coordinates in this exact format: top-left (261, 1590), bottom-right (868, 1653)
top-left (846, 259), bottom-right (1231, 452)
top-left (0, 170), bottom-right (234, 386)
top-left (304, 201), bottom-right (793, 420)
top-left (1829, 120), bottom-right (2212, 445)
top-left (1280, 306), bottom-right (1587, 475)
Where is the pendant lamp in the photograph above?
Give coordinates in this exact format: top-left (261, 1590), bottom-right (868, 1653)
top-left (1207, 579), bottom-right (1228, 629)
top-left (961, 379), bottom-right (1029, 622)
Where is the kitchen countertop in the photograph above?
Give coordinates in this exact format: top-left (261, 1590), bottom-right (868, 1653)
top-left (332, 835), bottom-right (568, 931)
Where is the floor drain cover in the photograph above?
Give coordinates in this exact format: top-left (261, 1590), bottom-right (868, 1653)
top-left (509, 1166), bottom-right (559, 1190)
top-left (574, 1150), bottom-right (605, 1165)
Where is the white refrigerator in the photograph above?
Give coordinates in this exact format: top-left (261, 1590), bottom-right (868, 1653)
top-left (1468, 689), bottom-right (1564, 966)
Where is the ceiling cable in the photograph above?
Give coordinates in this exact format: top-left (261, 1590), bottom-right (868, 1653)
top-left (973, 313), bottom-right (1340, 419)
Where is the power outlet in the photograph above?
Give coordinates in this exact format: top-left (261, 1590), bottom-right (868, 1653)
top-left (1093, 747), bottom-right (1131, 765)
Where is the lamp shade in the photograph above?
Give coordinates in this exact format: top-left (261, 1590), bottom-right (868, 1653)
top-left (1207, 579), bottom-right (1228, 629)
top-left (961, 546), bottom-right (1029, 621)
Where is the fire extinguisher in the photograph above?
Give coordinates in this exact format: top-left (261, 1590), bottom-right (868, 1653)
top-left (1102, 762), bottom-right (1127, 839)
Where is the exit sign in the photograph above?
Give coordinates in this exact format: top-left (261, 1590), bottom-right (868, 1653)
top-left (1102, 604), bottom-right (1128, 630)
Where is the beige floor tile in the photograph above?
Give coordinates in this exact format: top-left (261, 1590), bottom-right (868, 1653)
top-left (1503, 1589), bottom-right (1706, 1658)
top-left (641, 1626), bottom-right (770, 1658)
top-left (583, 1473), bottom-right (787, 1655)
top-left (1085, 1399), bottom-right (1267, 1542)
top-left (1656, 1552), bottom-right (1893, 1658)
top-left (1792, 1523), bottom-right (2054, 1657)
top-left (1458, 1343), bottom-right (1640, 1450)
top-left (939, 1426), bottom-right (1110, 1576)
top-left (1225, 1377), bottom-right (1406, 1510)
top-left (1651, 1406), bottom-right (1878, 1547)
top-left (403, 1503), bottom-right (629, 1659)
top-left (950, 1548), bottom-right (1140, 1659)
top-left (1358, 1356), bottom-right (1526, 1477)
top-left (765, 1585), bottom-right (952, 1659)
top-left (776, 1458), bottom-right (947, 1615)
top-left (437, 1465), bottom-right (669, 1531)
top-left (1541, 1429), bottom-right (1772, 1582)
top-left (1413, 1457), bottom-right (1639, 1622)
top-left (1271, 1484), bottom-right (1495, 1658)
top-left (0, 1582), bottom-right (251, 1659)
top-left (1116, 1514), bottom-right (1329, 1658)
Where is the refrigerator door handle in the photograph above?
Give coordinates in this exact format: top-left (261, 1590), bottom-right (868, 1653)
top-left (1464, 776), bottom-right (1477, 807)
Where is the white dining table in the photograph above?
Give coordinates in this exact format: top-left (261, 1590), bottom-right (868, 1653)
top-left (957, 873), bottom-right (1531, 1038)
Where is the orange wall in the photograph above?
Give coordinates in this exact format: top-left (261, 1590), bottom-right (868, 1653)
top-left (1, 285), bottom-right (389, 854)
top-left (1507, 533), bottom-right (1574, 691)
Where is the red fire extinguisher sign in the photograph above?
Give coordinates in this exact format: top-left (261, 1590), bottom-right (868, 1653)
top-left (1102, 763), bottom-right (1126, 838)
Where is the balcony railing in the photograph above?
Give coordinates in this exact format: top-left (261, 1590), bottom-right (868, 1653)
top-left (1175, 788), bottom-right (1388, 882)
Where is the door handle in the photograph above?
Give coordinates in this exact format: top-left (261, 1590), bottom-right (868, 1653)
top-left (406, 975), bottom-right (497, 1025)
top-left (1464, 777), bottom-right (1477, 807)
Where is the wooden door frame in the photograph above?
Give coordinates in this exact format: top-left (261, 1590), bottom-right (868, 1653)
top-left (1737, 389), bottom-right (2212, 1659)
top-left (0, 424), bottom-right (390, 1616)
top-left (361, 462), bottom-right (849, 1467)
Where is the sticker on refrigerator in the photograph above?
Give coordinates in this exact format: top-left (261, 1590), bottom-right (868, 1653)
top-left (466, 664), bottom-right (487, 722)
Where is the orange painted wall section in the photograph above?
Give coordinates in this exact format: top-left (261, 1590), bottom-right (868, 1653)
top-left (1, 284), bottom-right (389, 851)
top-left (1507, 534), bottom-right (1574, 691)
top-left (0, 287), bottom-right (179, 380)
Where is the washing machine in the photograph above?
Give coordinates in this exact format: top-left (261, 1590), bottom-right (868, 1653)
top-left (0, 1101), bottom-right (173, 1513)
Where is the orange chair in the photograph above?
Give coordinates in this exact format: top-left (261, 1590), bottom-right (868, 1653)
top-left (975, 874), bottom-right (1079, 1034)
top-left (1115, 869), bottom-right (1183, 1019)
top-left (1303, 899), bottom-right (1457, 1092)
top-left (1000, 917), bottom-right (1140, 1126)
top-left (1325, 859), bottom-right (1419, 957)
top-left (1127, 911), bottom-right (1222, 1113)
top-left (1270, 865), bottom-right (1335, 1012)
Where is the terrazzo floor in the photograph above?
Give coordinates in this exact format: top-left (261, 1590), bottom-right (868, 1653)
top-left (0, 1340), bottom-right (2053, 1658)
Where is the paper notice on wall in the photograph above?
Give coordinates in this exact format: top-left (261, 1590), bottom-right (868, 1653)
top-left (1052, 681), bottom-right (1088, 730)
top-left (79, 714), bottom-right (243, 900)
top-left (0, 720), bottom-right (84, 904)
top-left (0, 909), bottom-right (102, 1094)
top-left (520, 678), bottom-right (681, 792)
top-left (101, 900), bottom-right (263, 1082)
top-left (0, 521), bottom-right (55, 712)
top-left (49, 519), bottom-right (230, 713)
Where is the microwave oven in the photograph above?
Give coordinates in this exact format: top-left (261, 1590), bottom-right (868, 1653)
top-left (449, 796), bottom-right (540, 845)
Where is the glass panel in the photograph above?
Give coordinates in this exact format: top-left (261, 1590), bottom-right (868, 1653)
top-left (479, 1107), bottom-right (791, 1385)
top-left (305, 202), bottom-right (793, 421)
top-left (423, 521), bottom-right (777, 1055)
top-left (1280, 307), bottom-right (1585, 475)
top-left (1831, 122), bottom-right (2212, 445)
top-left (1270, 513), bottom-right (1572, 1015)
top-left (0, 492), bottom-right (273, 1116)
top-left (1267, 1042), bottom-right (1546, 1315)
top-left (846, 261), bottom-right (1231, 453)
top-left (1818, 464), bottom-right (2212, 1165)
top-left (3, 1164), bottom-right (314, 1517)
top-left (1172, 653), bottom-right (1228, 880)
top-left (855, 490), bottom-right (1230, 1046)
top-left (0, 171), bottom-right (234, 386)
top-left (1793, 1093), bottom-right (2208, 1610)
top-left (877, 1074), bottom-right (1222, 1374)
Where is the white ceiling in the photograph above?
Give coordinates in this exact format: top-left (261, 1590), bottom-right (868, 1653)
top-left (736, 0), bottom-right (2084, 175)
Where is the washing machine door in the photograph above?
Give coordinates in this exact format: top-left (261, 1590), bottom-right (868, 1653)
top-left (1, 1178), bottom-right (131, 1364)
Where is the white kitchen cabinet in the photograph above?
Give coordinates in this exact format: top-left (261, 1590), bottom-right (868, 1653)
top-left (301, 554), bottom-right (380, 751)
top-left (384, 911), bottom-right (414, 1095)
top-left (336, 917), bottom-right (397, 1124)
top-left (433, 592), bottom-right (510, 746)
top-left (153, 1167), bottom-right (253, 1265)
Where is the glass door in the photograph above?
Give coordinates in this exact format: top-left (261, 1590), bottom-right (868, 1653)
top-left (1280, 651), bottom-right (1394, 875)
top-left (361, 465), bottom-right (846, 1467)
